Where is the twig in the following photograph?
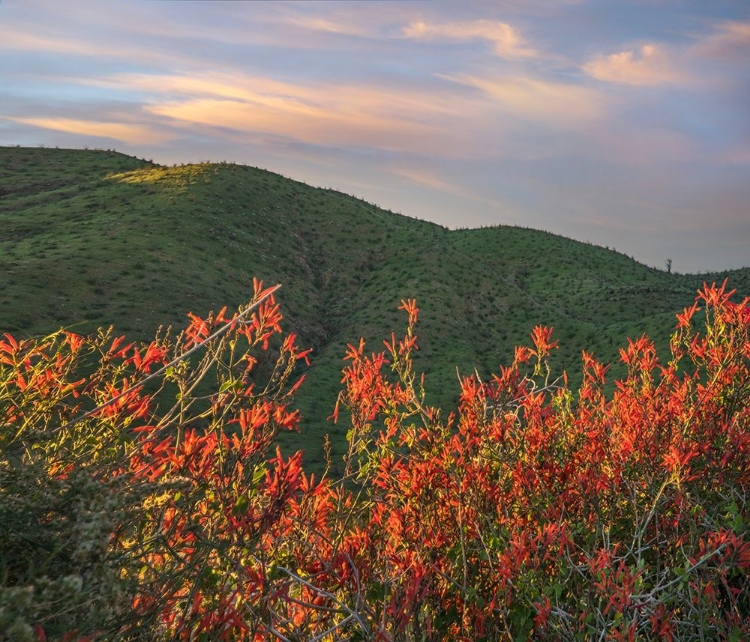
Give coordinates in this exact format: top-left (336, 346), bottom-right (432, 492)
top-left (308, 614), bottom-right (355, 642)
top-left (276, 566), bottom-right (372, 639)
top-left (51, 284), bottom-right (281, 434)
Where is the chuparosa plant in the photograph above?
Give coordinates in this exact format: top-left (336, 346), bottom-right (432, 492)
top-left (1, 281), bottom-right (747, 641)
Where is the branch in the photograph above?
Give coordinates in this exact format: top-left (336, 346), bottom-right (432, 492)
top-left (51, 284), bottom-right (281, 434)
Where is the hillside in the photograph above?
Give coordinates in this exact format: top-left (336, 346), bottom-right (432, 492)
top-left (2, 146), bottom-right (748, 470)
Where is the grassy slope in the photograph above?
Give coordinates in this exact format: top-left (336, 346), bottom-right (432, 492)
top-left (2, 146), bottom-right (748, 472)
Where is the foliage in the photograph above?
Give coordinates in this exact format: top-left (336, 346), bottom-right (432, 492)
top-left (1, 280), bottom-right (748, 640)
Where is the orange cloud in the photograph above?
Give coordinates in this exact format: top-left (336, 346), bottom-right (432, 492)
top-left (402, 19), bottom-right (537, 58)
top-left (75, 71), bottom-right (473, 154)
top-left (8, 117), bottom-right (174, 145)
top-left (95, 72), bottom-right (458, 119)
top-left (583, 44), bottom-right (691, 86)
top-left (101, 69), bottom-right (610, 157)
top-left (146, 97), bottom-right (439, 153)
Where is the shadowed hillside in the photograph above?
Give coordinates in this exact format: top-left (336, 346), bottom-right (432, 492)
top-left (2, 146), bottom-right (748, 471)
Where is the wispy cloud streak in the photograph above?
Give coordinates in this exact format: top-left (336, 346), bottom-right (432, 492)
top-left (6, 117), bottom-right (174, 145)
top-left (402, 19), bottom-right (538, 58)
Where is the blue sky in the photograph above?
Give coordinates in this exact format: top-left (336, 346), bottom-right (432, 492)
top-left (1, 0), bottom-right (748, 273)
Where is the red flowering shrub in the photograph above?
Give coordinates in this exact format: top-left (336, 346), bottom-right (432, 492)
top-left (0, 281), bottom-right (320, 641)
top-left (1, 280), bottom-right (747, 641)
top-left (330, 282), bottom-right (749, 641)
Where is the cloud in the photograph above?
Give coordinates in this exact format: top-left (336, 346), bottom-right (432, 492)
top-left (72, 71), bottom-right (482, 155)
top-left (91, 71), bottom-right (460, 119)
top-left (438, 74), bottom-right (605, 127)
top-left (0, 28), bottom-right (204, 70)
top-left (79, 69), bottom-right (612, 160)
top-left (96, 70), bottom-right (610, 159)
top-left (1, 31), bottom-right (106, 57)
top-left (146, 97), bottom-right (442, 154)
top-left (693, 20), bottom-right (750, 65)
top-left (284, 15), bottom-right (370, 38)
top-left (105, 73), bottom-right (314, 106)
top-left (389, 164), bottom-right (508, 210)
top-left (583, 44), bottom-right (691, 87)
top-left (6, 117), bottom-right (174, 145)
top-left (402, 19), bottom-right (537, 58)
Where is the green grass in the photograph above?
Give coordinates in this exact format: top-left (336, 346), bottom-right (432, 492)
top-left (2, 145), bottom-right (748, 473)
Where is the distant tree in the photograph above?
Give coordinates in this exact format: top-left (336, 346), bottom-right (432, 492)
top-left (665, 258), bottom-right (672, 273)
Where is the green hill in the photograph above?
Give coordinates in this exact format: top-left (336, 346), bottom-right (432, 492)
top-left (2, 146), bottom-right (748, 471)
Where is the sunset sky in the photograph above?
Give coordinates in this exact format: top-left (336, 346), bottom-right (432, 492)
top-left (1, 0), bottom-right (748, 273)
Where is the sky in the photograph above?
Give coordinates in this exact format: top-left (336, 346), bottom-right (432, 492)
top-left (1, 0), bottom-right (748, 273)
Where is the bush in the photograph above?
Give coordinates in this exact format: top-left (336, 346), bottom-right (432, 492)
top-left (1, 281), bottom-right (748, 641)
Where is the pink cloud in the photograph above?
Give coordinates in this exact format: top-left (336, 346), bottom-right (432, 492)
top-left (438, 74), bottom-right (606, 127)
top-left (7, 117), bottom-right (174, 145)
top-left (693, 20), bottom-right (750, 64)
top-left (583, 44), bottom-right (692, 87)
top-left (402, 19), bottom-right (538, 59)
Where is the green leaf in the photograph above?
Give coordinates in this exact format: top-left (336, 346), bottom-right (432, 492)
top-left (233, 494), bottom-right (249, 516)
top-left (219, 380), bottom-right (240, 393)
